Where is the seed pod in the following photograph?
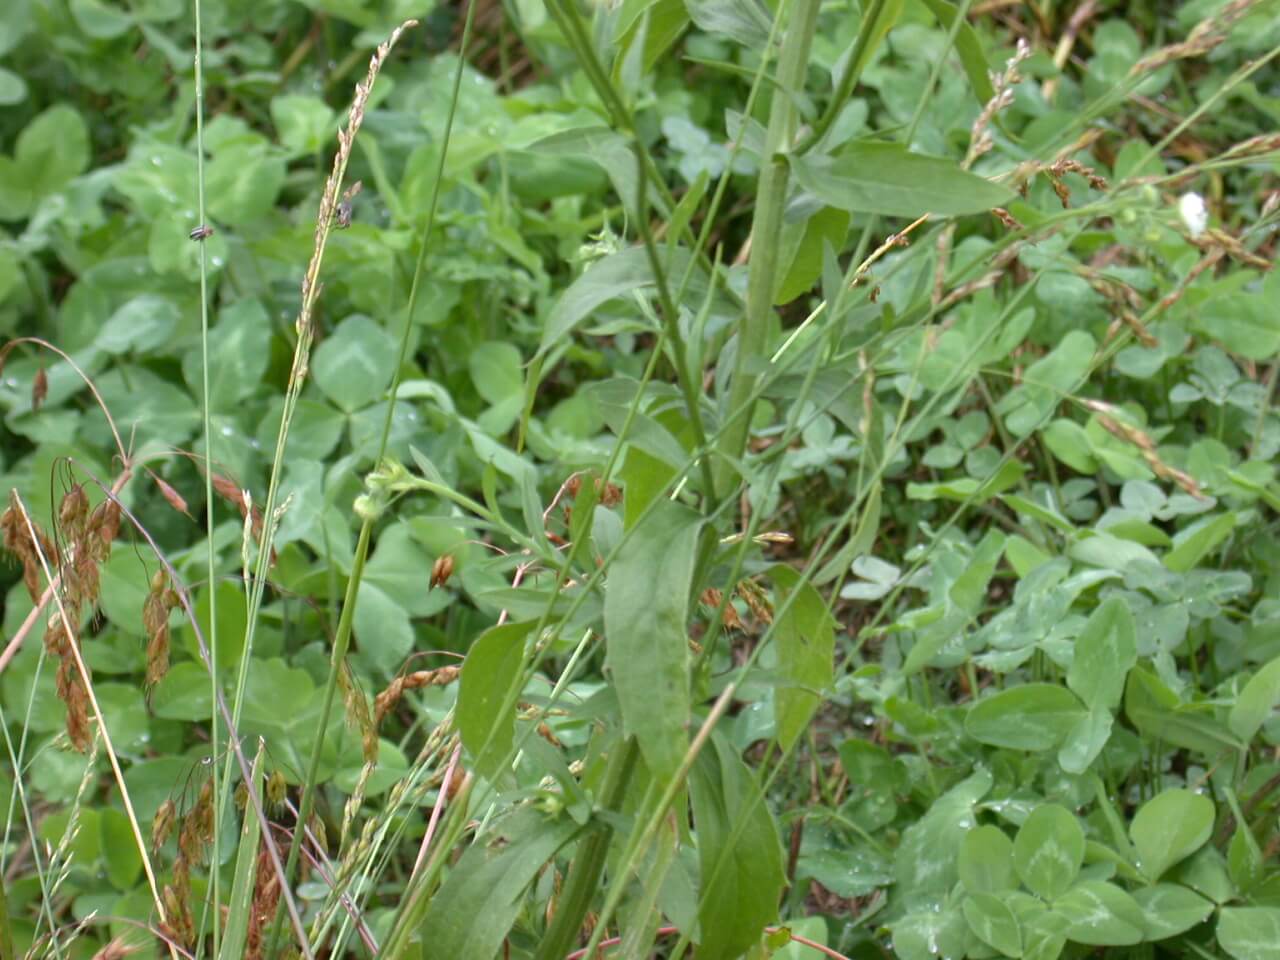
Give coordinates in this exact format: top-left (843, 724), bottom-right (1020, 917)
top-left (430, 553), bottom-right (455, 589)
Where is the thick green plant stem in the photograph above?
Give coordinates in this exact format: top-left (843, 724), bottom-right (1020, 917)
top-left (714, 0), bottom-right (821, 497)
top-left (532, 738), bottom-right (640, 960)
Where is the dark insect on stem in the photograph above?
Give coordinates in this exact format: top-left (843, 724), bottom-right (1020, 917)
top-left (189, 224), bottom-right (215, 241)
top-left (336, 180), bottom-right (364, 229)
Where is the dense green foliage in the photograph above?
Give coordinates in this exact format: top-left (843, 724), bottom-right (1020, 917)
top-left (1, 0), bottom-right (1279, 958)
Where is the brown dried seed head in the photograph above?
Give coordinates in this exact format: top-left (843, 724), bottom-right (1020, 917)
top-left (151, 472), bottom-right (191, 518)
top-left (430, 553), bottom-right (455, 589)
top-left (32, 366), bottom-right (47, 410)
top-left (152, 798), bottom-right (176, 854)
top-left (211, 472), bottom-right (246, 512)
top-left (60, 484), bottom-right (90, 535)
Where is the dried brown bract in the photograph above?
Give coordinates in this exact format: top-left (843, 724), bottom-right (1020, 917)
top-left (1, 489), bottom-right (59, 603)
top-left (32, 365), bottom-right (47, 410)
top-left (143, 569), bottom-right (180, 692)
top-left (152, 798), bottom-right (177, 856)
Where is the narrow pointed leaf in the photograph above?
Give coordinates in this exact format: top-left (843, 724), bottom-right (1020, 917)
top-left (790, 143), bottom-right (1015, 217)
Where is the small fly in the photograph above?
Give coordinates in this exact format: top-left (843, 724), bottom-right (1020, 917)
top-left (189, 224), bottom-right (215, 241)
top-left (336, 181), bottom-right (363, 229)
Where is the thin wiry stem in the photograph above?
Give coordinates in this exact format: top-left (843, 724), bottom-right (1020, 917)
top-left (190, 0), bottom-right (221, 950)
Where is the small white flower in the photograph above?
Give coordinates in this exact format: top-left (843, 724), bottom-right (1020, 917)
top-left (1179, 192), bottom-right (1208, 237)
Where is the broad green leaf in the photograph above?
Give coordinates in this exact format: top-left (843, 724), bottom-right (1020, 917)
top-left (894, 906), bottom-right (970, 960)
top-left (1053, 881), bottom-right (1144, 946)
top-left (1198, 292), bottom-right (1280, 361)
top-left (1066, 596), bottom-right (1136, 710)
top-left (1164, 511), bottom-right (1237, 573)
top-left (790, 143), bottom-right (1015, 217)
top-left (150, 662), bottom-right (214, 722)
top-left (959, 825), bottom-right (1016, 894)
top-left (767, 565), bottom-right (835, 751)
top-left (206, 142), bottom-right (286, 224)
top-left (271, 94), bottom-right (336, 155)
top-left (604, 499), bottom-right (701, 783)
top-left (1219, 907), bottom-right (1280, 960)
top-left (1014, 805), bottom-right (1084, 900)
top-left (469, 341), bottom-right (524, 406)
top-left (1130, 789), bottom-right (1214, 881)
top-left (458, 621), bottom-right (535, 781)
top-left (997, 332), bottom-right (1096, 437)
top-left (219, 744), bottom-right (265, 960)
top-left (1019, 903), bottom-right (1068, 960)
top-left (775, 207), bottom-right (849, 305)
top-left (1133, 883), bottom-right (1213, 940)
top-left (838, 739), bottom-right (901, 797)
top-left (685, 0), bottom-right (772, 46)
top-left (966, 684), bottom-right (1087, 751)
top-left (352, 580), bottom-right (415, 678)
top-left (619, 446), bottom-right (678, 530)
top-left (1057, 707), bottom-right (1113, 775)
top-left (184, 299), bottom-right (272, 411)
top-left (1230, 823), bottom-right (1264, 894)
top-left (312, 314), bottom-right (397, 412)
top-left (1043, 418), bottom-right (1098, 474)
top-left (689, 733), bottom-right (786, 960)
top-left (963, 892), bottom-right (1022, 958)
top-left (420, 807), bottom-right (585, 957)
top-left (894, 768), bottom-right (992, 900)
top-left (16, 104), bottom-right (90, 202)
top-left (70, 0), bottom-right (133, 37)
top-left (0, 67), bottom-right (26, 105)
top-left (98, 807), bottom-right (142, 891)
top-left (1229, 654), bottom-right (1280, 743)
